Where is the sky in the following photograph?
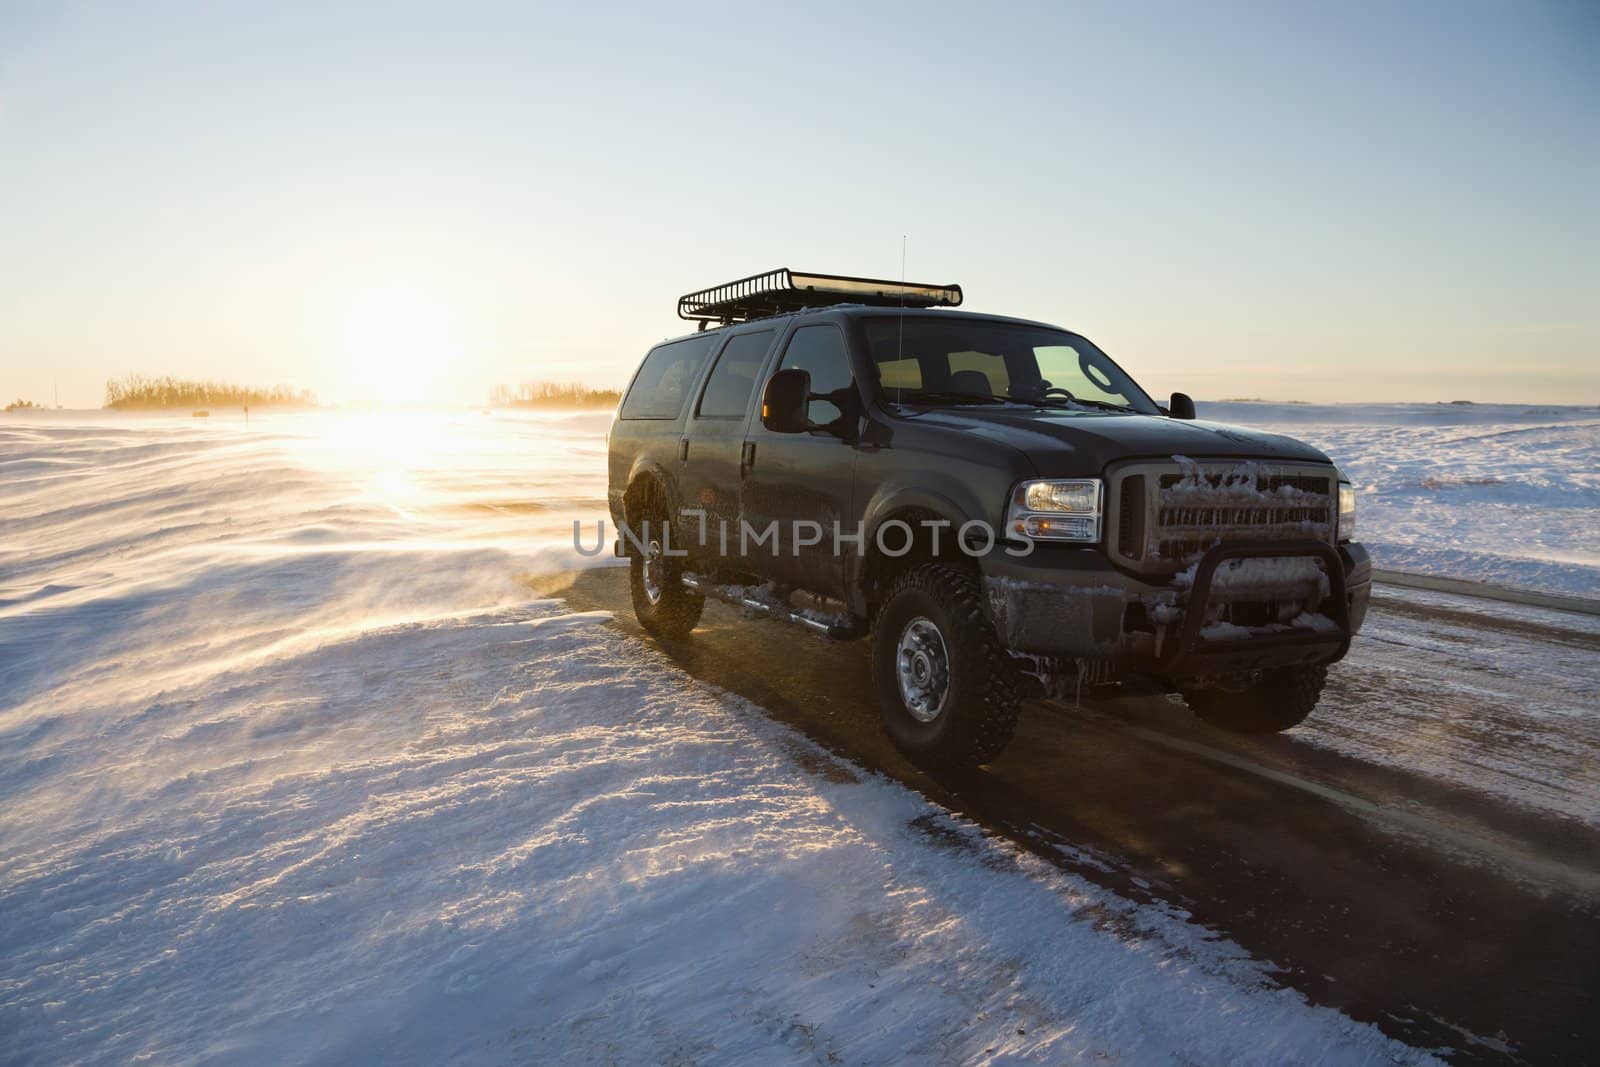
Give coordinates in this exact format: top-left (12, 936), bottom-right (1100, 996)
top-left (1, 0), bottom-right (1596, 408)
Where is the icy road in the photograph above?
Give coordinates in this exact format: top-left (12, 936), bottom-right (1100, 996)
top-left (2, 408), bottom-right (1596, 1065)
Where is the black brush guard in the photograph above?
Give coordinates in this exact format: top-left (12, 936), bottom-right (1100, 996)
top-left (1158, 540), bottom-right (1351, 674)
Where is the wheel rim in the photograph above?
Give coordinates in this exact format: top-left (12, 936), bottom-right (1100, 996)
top-left (642, 538), bottom-right (665, 606)
top-left (896, 616), bottom-right (951, 722)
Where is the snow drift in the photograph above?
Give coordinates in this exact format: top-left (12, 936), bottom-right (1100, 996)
top-left (0, 411), bottom-right (1433, 1064)
top-left (1206, 401), bottom-right (1600, 597)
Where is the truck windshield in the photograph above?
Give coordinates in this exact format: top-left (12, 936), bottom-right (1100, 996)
top-left (861, 317), bottom-right (1161, 414)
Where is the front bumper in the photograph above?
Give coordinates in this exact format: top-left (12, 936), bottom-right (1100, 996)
top-left (981, 540), bottom-right (1371, 677)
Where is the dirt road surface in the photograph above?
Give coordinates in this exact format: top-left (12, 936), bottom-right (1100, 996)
top-left (540, 568), bottom-right (1600, 1064)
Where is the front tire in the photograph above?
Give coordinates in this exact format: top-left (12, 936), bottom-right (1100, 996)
top-left (1183, 664), bottom-right (1327, 734)
top-left (871, 564), bottom-right (1020, 769)
top-left (628, 511), bottom-right (703, 640)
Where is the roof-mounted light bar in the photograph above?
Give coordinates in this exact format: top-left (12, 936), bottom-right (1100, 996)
top-left (678, 268), bottom-right (963, 325)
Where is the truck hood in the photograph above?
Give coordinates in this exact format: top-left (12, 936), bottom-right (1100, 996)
top-left (903, 408), bottom-right (1333, 474)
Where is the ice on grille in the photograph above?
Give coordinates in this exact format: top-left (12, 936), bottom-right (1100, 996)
top-left (1144, 456), bottom-right (1335, 566)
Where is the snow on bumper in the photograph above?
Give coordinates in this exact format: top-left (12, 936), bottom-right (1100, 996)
top-left (982, 541), bottom-right (1371, 670)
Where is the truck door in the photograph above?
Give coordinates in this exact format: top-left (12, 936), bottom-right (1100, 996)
top-left (741, 323), bottom-right (860, 599)
top-left (676, 327), bottom-right (778, 568)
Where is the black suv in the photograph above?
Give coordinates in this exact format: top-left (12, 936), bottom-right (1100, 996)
top-left (607, 269), bottom-right (1369, 768)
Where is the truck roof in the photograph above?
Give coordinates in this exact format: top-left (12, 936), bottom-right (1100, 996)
top-left (652, 304), bottom-right (1073, 350)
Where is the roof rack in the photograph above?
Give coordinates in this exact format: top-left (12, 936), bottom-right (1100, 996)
top-left (677, 268), bottom-right (962, 325)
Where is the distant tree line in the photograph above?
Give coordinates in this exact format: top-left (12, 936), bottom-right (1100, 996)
top-left (488, 381), bottom-right (621, 408)
top-left (103, 375), bottom-right (318, 410)
top-left (4, 398), bottom-right (41, 412)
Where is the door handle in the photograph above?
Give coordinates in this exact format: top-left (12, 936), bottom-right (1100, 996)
top-left (678, 438), bottom-right (690, 462)
top-left (740, 441), bottom-right (756, 476)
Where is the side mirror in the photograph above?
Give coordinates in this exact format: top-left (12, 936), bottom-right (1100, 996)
top-left (761, 368), bottom-right (813, 433)
top-left (1168, 392), bottom-right (1196, 420)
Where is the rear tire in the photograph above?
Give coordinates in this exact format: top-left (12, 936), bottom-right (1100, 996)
top-left (1183, 664), bottom-right (1327, 734)
top-left (628, 510), bottom-right (703, 640)
top-left (871, 563), bottom-right (1020, 769)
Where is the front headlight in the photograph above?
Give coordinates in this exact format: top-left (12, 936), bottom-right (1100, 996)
top-left (1338, 481), bottom-right (1356, 542)
top-left (1007, 478), bottom-right (1102, 542)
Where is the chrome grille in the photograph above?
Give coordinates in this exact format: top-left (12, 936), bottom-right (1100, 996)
top-left (1107, 460), bottom-right (1335, 574)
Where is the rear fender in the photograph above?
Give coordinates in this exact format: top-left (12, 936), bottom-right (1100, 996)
top-left (621, 458), bottom-right (680, 541)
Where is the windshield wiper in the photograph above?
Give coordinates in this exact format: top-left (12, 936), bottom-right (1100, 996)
top-left (1055, 396), bottom-right (1140, 413)
top-left (1008, 393), bottom-right (1141, 413)
top-left (891, 390), bottom-right (1023, 407)
top-left (894, 390), bottom-right (1141, 414)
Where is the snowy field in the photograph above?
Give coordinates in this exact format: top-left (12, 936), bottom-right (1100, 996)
top-left (0, 411), bottom-right (1444, 1065)
top-left (1204, 401), bottom-right (1600, 598)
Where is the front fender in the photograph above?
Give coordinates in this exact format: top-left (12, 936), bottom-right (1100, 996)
top-left (848, 483), bottom-right (998, 616)
top-left (860, 485), bottom-right (978, 540)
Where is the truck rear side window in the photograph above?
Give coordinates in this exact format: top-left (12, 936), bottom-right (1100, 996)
top-left (620, 336), bottom-right (714, 420)
top-left (696, 330), bottom-right (774, 419)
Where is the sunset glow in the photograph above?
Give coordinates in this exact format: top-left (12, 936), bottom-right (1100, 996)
top-left (339, 285), bottom-right (461, 408)
top-left (1, 4), bottom-right (1593, 409)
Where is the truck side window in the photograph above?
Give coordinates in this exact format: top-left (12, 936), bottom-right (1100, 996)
top-left (619, 336), bottom-right (714, 420)
top-left (778, 325), bottom-right (853, 424)
top-left (696, 330), bottom-right (774, 418)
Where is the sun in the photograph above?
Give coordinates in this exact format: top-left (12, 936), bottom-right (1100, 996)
top-left (340, 284), bottom-right (461, 407)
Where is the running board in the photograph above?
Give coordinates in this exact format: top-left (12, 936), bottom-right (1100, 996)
top-left (680, 574), bottom-right (864, 641)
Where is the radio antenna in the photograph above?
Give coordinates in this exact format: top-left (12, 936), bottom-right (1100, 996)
top-left (895, 235), bottom-right (907, 403)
